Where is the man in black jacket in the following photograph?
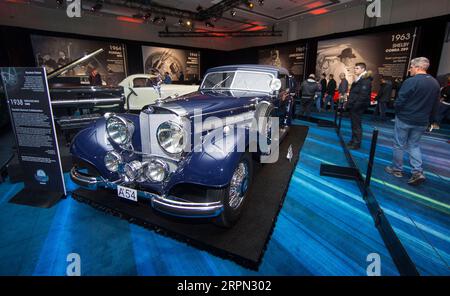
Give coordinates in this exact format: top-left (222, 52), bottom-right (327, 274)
top-left (347, 63), bottom-right (372, 150)
top-left (385, 57), bottom-right (441, 186)
top-left (373, 75), bottom-right (393, 121)
top-left (319, 73), bottom-right (327, 111)
top-left (299, 74), bottom-right (320, 118)
top-left (325, 74), bottom-right (337, 111)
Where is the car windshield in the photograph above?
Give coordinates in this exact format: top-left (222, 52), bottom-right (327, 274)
top-left (201, 71), bottom-right (274, 93)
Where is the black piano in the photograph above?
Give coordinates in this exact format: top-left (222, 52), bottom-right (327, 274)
top-left (47, 48), bottom-right (125, 138)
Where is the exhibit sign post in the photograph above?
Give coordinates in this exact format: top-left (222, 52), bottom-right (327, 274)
top-left (0, 67), bottom-right (66, 208)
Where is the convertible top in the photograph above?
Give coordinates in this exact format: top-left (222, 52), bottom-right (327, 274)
top-left (206, 64), bottom-right (290, 76)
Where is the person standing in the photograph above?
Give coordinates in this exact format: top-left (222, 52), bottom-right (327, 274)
top-left (385, 57), bottom-right (441, 186)
top-left (163, 72), bottom-right (172, 84)
top-left (347, 63), bottom-right (373, 150)
top-left (338, 73), bottom-right (349, 110)
top-left (319, 73), bottom-right (327, 112)
top-left (179, 71), bottom-right (185, 82)
top-left (325, 74), bottom-right (337, 111)
top-left (89, 68), bottom-right (102, 86)
top-left (373, 75), bottom-right (393, 121)
top-left (315, 78), bottom-right (323, 112)
top-left (299, 74), bottom-right (320, 118)
top-left (432, 75), bottom-right (450, 129)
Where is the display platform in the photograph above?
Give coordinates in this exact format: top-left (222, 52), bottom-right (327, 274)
top-left (73, 125), bottom-right (309, 270)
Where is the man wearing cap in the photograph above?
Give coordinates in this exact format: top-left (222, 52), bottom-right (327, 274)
top-left (331, 48), bottom-right (357, 86)
top-left (299, 74), bottom-right (320, 118)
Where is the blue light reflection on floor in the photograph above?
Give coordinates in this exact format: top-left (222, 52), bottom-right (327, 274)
top-left (0, 114), bottom-right (448, 275)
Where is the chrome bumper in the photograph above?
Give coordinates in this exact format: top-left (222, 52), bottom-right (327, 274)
top-left (70, 167), bottom-right (223, 218)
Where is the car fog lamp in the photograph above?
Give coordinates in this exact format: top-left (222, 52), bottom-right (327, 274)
top-left (106, 115), bottom-right (134, 146)
top-left (104, 151), bottom-right (122, 172)
top-left (124, 160), bottom-right (144, 182)
top-left (145, 160), bottom-right (169, 182)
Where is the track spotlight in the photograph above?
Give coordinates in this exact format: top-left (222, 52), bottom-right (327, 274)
top-left (230, 9), bottom-right (237, 17)
top-left (246, 1), bottom-right (254, 9)
top-left (56, 0), bottom-right (63, 6)
top-left (258, 0), bottom-right (264, 6)
top-left (91, 1), bottom-right (103, 12)
top-left (186, 20), bottom-right (192, 27)
top-left (205, 21), bottom-right (214, 28)
top-left (143, 12), bottom-right (151, 21)
top-left (152, 16), bottom-right (166, 25)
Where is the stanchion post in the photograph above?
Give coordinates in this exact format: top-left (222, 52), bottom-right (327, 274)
top-left (364, 128), bottom-right (379, 194)
top-left (334, 107), bottom-right (338, 126)
top-left (338, 111), bottom-right (343, 133)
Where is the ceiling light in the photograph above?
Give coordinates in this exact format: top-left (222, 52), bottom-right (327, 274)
top-left (246, 1), bottom-right (254, 9)
top-left (230, 10), bottom-right (237, 17)
top-left (186, 20), bottom-right (192, 26)
top-left (143, 12), bottom-right (151, 21)
top-left (258, 0), bottom-right (264, 6)
top-left (91, 1), bottom-right (103, 12)
top-left (55, 0), bottom-right (63, 5)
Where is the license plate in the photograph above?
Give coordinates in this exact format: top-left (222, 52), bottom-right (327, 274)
top-left (117, 185), bottom-right (138, 202)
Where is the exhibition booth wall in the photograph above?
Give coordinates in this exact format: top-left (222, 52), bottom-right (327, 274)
top-left (0, 14), bottom-right (448, 83)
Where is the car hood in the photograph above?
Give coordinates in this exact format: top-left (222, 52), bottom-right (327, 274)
top-left (150, 90), bottom-right (272, 118)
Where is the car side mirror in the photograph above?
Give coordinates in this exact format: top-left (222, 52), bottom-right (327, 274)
top-left (270, 78), bottom-right (282, 92)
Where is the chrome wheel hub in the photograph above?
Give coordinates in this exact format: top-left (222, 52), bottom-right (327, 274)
top-left (229, 161), bottom-right (249, 209)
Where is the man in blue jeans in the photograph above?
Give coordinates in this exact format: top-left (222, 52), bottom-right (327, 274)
top-left (385, 57), bottom-right (441, 186)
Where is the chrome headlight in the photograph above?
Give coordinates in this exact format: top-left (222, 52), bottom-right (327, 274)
top-left (124, 160), bottom-right (143, 182)
top-left (104, 151), bottom-right (122, 172)
top-left (106, 115), bottom-right (134, 146)
top-left (157, 121), bottom-right (185, 155)
top-left (144, 159), bottom-right (169, 182)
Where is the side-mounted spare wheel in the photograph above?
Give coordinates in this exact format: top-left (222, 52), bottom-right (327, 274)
top-left (213, 152), bottom-right (254, 228)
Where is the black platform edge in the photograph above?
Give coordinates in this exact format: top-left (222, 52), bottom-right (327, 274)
top-left (73, 192), bottom-right (263, 270)
top-left (9, 188), bottom-right (64, 208)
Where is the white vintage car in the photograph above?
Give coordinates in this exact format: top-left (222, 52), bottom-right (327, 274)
top-left (118, 74), bottom-right (199, 111)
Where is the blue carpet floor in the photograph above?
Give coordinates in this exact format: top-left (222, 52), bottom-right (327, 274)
top-left (0, 114), bottom-right (448, 275)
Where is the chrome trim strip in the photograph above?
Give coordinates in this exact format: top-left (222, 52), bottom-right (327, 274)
top-left (51, 98), bottom-right (123, 105)
top-left (70, 167), bottom-right (223, 217)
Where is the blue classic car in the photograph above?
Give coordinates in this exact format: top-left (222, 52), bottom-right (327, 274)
top-left (70, 65), bottom-right (294, 227)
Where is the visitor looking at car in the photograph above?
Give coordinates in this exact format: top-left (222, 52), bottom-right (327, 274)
top-left (89, 68), bottom-right (102, 86)
top-left (431, 75), bottom-right (450, 130)
top-left (385, 57), bottom-right (441, 186)
top-left (325, 74), bottom-right (337, 111)
top-left (373, 75), bottom-right (393, 121)
top-left (319, 73), bottom-right (327, 111)
top-left (299, 74), bottom-right (320, 118)
top-left (163, 72), bottom-right (172, 84)
top-left (346, 62), bottom-right (373, 150)
top-left (338, 73), bottom-right (349, 110)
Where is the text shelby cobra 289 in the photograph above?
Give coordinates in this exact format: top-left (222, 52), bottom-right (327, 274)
top-left (70, 65), bottom-right (295, 227)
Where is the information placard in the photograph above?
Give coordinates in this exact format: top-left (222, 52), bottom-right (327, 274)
top-left (1, 67), bottom-right (66, 207)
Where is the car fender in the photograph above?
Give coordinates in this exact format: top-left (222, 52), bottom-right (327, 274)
top-left (168, 125), bottom-right (252, 189)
